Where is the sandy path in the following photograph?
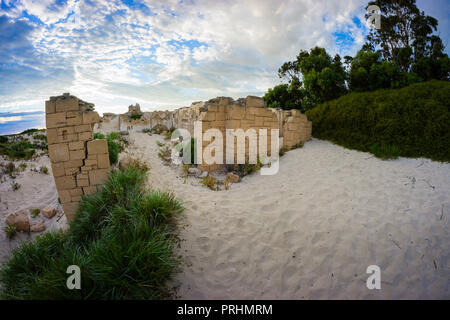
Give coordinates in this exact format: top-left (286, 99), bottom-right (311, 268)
top-left (127, 132), bottom-right (449, 299)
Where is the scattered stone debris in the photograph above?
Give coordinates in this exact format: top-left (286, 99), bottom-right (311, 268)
top-left (42, 207), bottom-right (56, 219)
top-left (30, 221), bottom-right (46, 232)
top-left (188, 167), bottom-right (201, 176)
top-left (226, 172), bottom-right (240, 184)
top-left (5, 210), bottom-right (30, 232)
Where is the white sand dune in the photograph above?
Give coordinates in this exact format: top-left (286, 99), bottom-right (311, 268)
top-left (127, 132), bottom-right (449, 299)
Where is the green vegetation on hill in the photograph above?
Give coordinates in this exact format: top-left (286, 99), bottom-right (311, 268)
top-left (264, 1), bottom-right (449, 113)
top-left (305, 81), bottom-right (450, 161)
top-left (0, 131), bottom-right (48, 159)
top-left (0, 164), bottom-right (183, 299)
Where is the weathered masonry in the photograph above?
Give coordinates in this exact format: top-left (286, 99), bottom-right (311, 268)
top-left (98, 96), bottom-right (312, 173)
top-left (46, 93), bottom-right (110, 221)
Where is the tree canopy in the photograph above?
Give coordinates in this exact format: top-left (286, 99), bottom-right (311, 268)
top-left (264, 0), bottom-right (448, 111)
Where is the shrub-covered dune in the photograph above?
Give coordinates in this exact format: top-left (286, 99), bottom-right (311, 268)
top-left (306, 80), bottom-right (450, 161)
top-left (0, 163), bottom-right (183, 299)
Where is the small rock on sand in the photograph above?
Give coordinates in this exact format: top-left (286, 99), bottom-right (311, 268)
top-left (226, 172), bottom-right (240, 183)
top-left (42, 207), bottom-right (56, 219)
top-left (30, 221), bottom-right (46, 232)
top-left (5, 210), bottom-right (30, 232)
top-left (188, 168), bottom-right (201, 176)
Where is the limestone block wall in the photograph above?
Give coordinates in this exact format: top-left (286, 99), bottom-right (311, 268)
top-left (195, 96), bottom-right (284, 172)
top-left (282, 110), bottom-right (313, 148)
top-left (46, 93), bottom-right (110, 221)
top-left (150, 110), bottom-right (174, 132)
top-left (119, 112), bottom-right (152, 132)
top-left (93, 96), bottom-right (312, 174)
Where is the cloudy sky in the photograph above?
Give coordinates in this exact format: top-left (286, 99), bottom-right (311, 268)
top-left (0, 0), bottom-right (449, 116)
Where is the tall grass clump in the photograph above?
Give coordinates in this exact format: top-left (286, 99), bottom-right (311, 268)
top-left (0, 165), bottom-right (183, 300)
top-left (306, 80), bottom-right (450, 161)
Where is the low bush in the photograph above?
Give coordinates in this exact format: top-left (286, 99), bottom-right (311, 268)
top-left (306, 80), bottom-right (450, 161)
top-left (0, 166), bottom-right (183, 299)
top-left (0, 141), bottom-right (36, 159)
top-left (30, 208), bottom-right (40, 218)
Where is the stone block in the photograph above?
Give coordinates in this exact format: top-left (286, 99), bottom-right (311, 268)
top-left (79, 131), bottom-right (93, 141)
top-left (45, 100), bottom-right (56, 114)
top-left (65, 167), bottom-right (80, 176)
top-left (57, 126), bottom-right (75, 135)
top-left (58, 190), bottom-right (71, 204)
top-left (47, 128), bottom-right (58, 144)
top-left (51, 162), bottom-right (65, 177)
top-left (77, 173), bottom-right (89, 186)
top-left (55, 176), bottom-right (76, 190)
top-left (64, 159), bottom-right (83, 168)
top-left (55, 97), bottom-right (79, 112)
top-left (69, 141), bottom-right (84, 151)
top-left (74, 124), bottom-right (92, 133)
top-left (66, 115), bottom-right (82, 126)
top-left (89, 169), bottom-right (109, 185)
top-left (83, 186), bottom-right (98, 195)
top-left (42, 207), bottom-right (56, 218)
top-left (48, 143), bottom-right (70, 162)
top-left (245, 96), bottom-right (265, 108)
top-left (62, 202), bottom-right (78, 221)
top-left (46, 112), bottom-right (66, 128)
top-left (71, 195), bottom-right (82, 202)
top-left (66, 111), bottom-right (81, 118)
top-left (84, 159), bottom-right (97, 166)
top-left (87, 139), bottom-right (108, 154)
top-left (69, 188), bottom-right (83, 196)
top-left (70, 149), bottom-right (86, 160)
top-left (82, 111), bottom-right (100, 124)
top-left (97, 153), bottom-right (110, 169)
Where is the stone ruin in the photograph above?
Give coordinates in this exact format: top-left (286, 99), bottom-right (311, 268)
top-left (97, 96), bottom-right (312, 173)
top-left (46, 94), bottom-right (311, 220)
top-left (45, 93), bottom-right (110, 221)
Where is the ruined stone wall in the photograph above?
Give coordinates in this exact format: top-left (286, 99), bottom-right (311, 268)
top-left (46, 94), bottom-right (110, 221)
top-left (94, 96), bottom-right (312, 173)
top-left (282, 110), bottom-right (313, 148)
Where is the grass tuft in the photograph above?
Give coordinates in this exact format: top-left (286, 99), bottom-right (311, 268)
top-left (0, 165), bottom-right (183, 300)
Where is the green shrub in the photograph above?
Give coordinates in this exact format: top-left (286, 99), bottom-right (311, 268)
top-left (39, 166), bottom-right (49, 174)
top-left (130, 114), bottom-right (142, 120)
top-left (306, 80), bottom-right (450, 162)
top-left (0, 136), bottom-right (8, 143)
top-left (33, 134), bottom-right (47, 141)
top-left (3, 225), bottom-right (18, 240)
top-left (107, 132), bottom-right (121, 140)
top-left (0, 141), bottom-right (36, 159)
top-left (11, 182), bottom-right (21, 191)
top-left (0, 166), bottom-right (183, 300)
top-left (30, 208), bottom-right (41, 218)
top-left (93, 133), bottom-right (105, 139)
top-left (20, 129), bottom-right (39, 135)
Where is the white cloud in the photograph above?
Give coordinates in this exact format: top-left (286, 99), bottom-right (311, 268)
top-left (2, 0), bottom-right (373, 115)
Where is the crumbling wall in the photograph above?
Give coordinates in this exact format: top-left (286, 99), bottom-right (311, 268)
top-left (282, 110), bottom-right (313, 148)
top-left (46, 93), bottom-right (110, 221)
top-left (93, 96), bottom-right (312, 173)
